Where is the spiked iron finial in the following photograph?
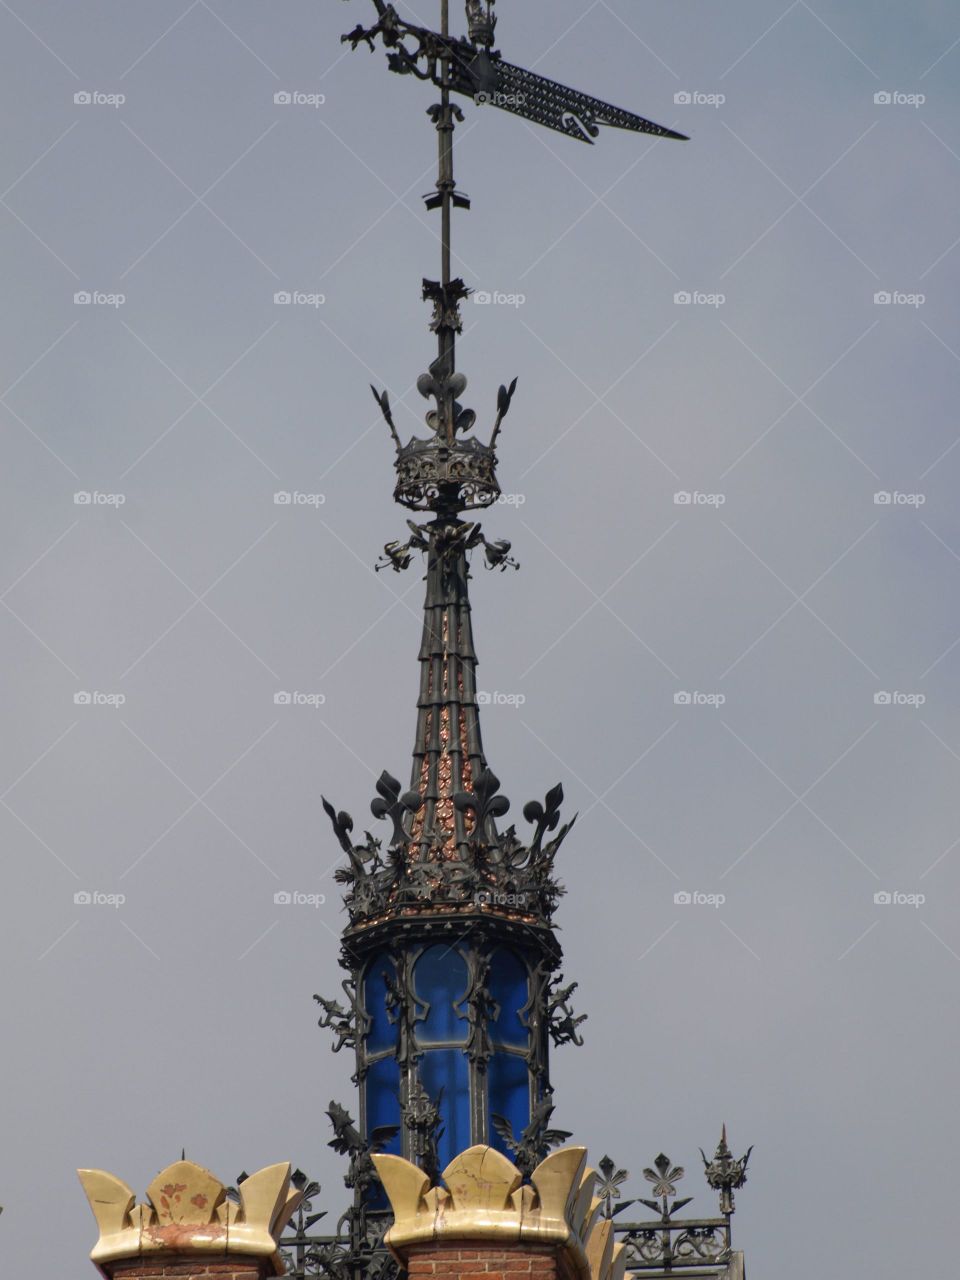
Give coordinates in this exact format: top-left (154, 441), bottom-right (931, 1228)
top-left (700, 1127), bottom-right (753, 1217)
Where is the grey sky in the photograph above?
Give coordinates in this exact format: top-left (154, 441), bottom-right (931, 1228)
top-left (1, 2), bottom-right (958, 1279)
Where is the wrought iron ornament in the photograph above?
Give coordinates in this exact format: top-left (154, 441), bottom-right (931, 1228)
top-left (341, 0), bottom-right (688, 145)
top-left (296, 9), bottom-right (745, 1280)
top-left (274, 1128), bottom-right (752, 1280)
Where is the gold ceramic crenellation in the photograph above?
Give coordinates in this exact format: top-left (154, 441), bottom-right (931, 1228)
top-left (372, 1145), bottom-right (626, 1280)
top-left (77, 1159), bottom-right (303, 1276)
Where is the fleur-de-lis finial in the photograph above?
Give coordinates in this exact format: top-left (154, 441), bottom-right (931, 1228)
top-left (595, 1155), bottom-right (631, 1219)
top-left (642, 1153), bottom-right (684, 1199)
top-left (638, 1153), bottom-right (693, 1219)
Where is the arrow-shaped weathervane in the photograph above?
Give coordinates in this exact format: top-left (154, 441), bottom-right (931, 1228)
top-left (342, 0), bottom-right (688, 144)
top-left (342, 0), bottom-right (686, 518)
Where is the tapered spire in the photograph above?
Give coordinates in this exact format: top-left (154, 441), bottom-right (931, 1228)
top-left (407, 532), bottom-right (484, 859)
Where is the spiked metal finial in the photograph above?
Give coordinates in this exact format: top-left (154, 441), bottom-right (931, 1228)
top-left (700, 1126), bottom-right (753, 1216)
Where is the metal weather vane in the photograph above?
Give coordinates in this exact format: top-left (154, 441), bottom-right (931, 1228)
top-left (342, 0), bottom-right (688, 145)
top-left (343, 0), bottom-right (687, 530)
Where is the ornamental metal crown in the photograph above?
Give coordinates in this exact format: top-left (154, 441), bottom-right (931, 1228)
top-left (372, 352), bottom-right (518, 515)
top-left (394, 430), bottom-right (499, 512)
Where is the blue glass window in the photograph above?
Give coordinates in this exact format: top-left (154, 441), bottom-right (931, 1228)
top-left (488, 1050), bottom-right (530, 1158)
top-left (488, 949), bottom-right (528, 1049)
top-left (414, 946), bottom-right (469, 1044)
top-left (365, 1055), bottom-right (401, 1153)
top-left (420, 1048), bottom-right (470, 1171)
top-left (363, 953), bottom-right (395, 1055)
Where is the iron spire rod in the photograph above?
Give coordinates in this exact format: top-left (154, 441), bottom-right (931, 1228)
top-left (436, 0), bottom-right (456, 444)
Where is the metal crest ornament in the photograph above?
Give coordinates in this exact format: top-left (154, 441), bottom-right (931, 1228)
top-left (700, 1125), bottom-right (753, 1216)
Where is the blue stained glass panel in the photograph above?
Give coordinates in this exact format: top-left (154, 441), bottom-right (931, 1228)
top-left (414, 945), bottom-right (469, 1044)
top-left (489, 949), bottom-right (528, 1049)
top-left (364, 953), bottom-right (395, 1054)
top-left (419, 1048), bottom-right (470, 1170)
top-left (488, 1051), bottom-right (530, 1158)
top-left (365, 1055), bottom-right (401, 1154)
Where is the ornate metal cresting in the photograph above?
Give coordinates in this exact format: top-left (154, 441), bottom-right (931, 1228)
top-left (286, 6), bottom-right (703, 1280)
top-left (273, 1130), bottom-right (751, 1280)
top-left (610, 1134), bottom-right (753, 1276)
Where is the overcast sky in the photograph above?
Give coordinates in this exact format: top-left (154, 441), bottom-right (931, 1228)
top-left (1, 2), bottom-right (959, 1278)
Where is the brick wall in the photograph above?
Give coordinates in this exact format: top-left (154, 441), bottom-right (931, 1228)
top-left (406, 1243), bottom-right (561, 1280)
top-left (104, 1257), bottom-right (271, 1280)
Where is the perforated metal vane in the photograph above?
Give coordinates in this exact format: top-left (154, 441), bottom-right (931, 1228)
top-left (448, 46), bottom-right (688, 143)
top-left (341, 1), bottom-right (688, 144)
